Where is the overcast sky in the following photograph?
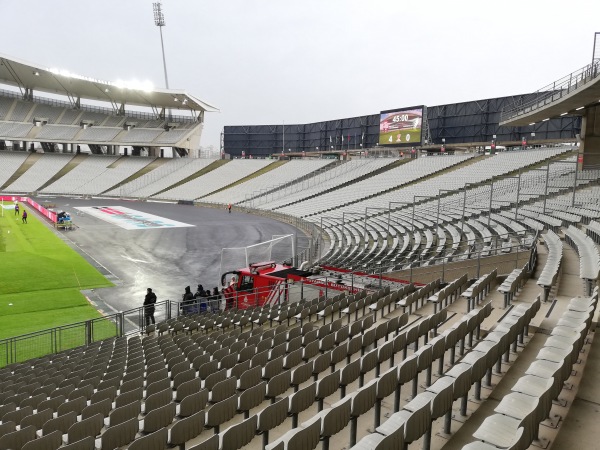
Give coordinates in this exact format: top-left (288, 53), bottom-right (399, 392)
top-left (2, 0), bottom-right (600, 148)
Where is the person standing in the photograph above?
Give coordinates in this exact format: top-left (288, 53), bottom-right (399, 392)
top-left (228, 203), bottom-right (232, 214)
top-left (14, 203), bottom-right (19, 216)
top-left (182, 286), bottom-right (194, 314)
top-left (21, 210), bottom-right (27, 224)
top-left (143, 288), bottom-right (157, 326)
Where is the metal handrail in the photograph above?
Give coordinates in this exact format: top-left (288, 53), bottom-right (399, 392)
top-left (500, 60), bottom-right (600, 122)
top-left (0, 300), bottom-right (172, 367)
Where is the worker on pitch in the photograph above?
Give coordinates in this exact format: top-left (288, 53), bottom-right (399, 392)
top-left (22, 210), bottom-right (28, 224)
top-left (14, 203), bottom-right (19, 216)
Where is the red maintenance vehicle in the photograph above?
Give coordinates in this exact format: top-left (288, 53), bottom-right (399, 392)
top-left (220, 261), bottom-right (411, 310)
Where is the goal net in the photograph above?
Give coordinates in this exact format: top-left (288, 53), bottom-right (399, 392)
top-left (220, 234), bottom-right (295, 283)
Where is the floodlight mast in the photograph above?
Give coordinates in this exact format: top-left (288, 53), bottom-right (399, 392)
top-left (153, 2), bottom-right (170, 90)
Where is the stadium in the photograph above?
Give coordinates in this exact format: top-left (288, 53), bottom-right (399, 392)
top-left (1, 5), bottom-right (600, 450)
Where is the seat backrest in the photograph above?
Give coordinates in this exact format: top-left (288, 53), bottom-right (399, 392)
top-left (340, 359), bottom-right (361, 387)
top-left (0, 422), bottom-right (15, 440)
top-left (221, 415), bottom-right (258, 450)
top-left (250, 350), bottom-right (269, 369)
top-left (127, 427), bottom-right (168, 450)
top-left (316, 370), bottom-right (340, 401)
top-left (115, 387), bottom-right (143, 408)
top-left (188, 434), bottom-right (219, 450)
top-left (257, 398), bottom-right (289, 433)
top-left (170, 409), bottom-right (205, 446)
top-left (68, 384), bottom-right (94, 401)
top-left (179, 389), bottom-right (209, 418)
top-left (80, 398), bottom-right (111, 421)
top-left (415, 345), bottom-right (433, 372)
top-left (264, 356), bottom-right (285, 380)
top-left (21, 429), bottom-right (62, 450)
top-left (20, 408), bottom-right (53, 431)
top-left (19, 393), bottom-right (46, 411)
top-left (2, 405), bottom-right (33, 424)
top-left (239, 381), bottom-right (266, 413)
top-left (67, 413), bottom-right (103, 444)
top-left (430, 384), bottom-right (453, 420)
top-left (291, 361), bottom-right (313, 387)
top-left (42, 411), bottom-right (77, 436)
top-left (289, 382), bottom-right (317, 415)
top-left (211, 378), bottom-right (238, 404)
top-left (377, 340), bottom-right (394, 364)
top-left (443, 327), bottom-right (458, 349)
top-left (377, 366), bottom-right (398, 399)
top-left (198, 360), bottom-right (219, 380)
top-left (429, 335), bottom-right (446, 361)
top-left (109, 400), bottom-right (141, 427)
top-left (360, 349), bottom-right (378, 375)
top-left (101, 418), bottom-right (138, 450)
top-left (205, 395), bottom-right (237, 429)
top-left (331, 343), bottom-right (348, 366)
top-left (350, 379), bottom-right (376, 417)
top-left (404, 401), bottom-right (432, 443)
top-left (288, 416), bottom-right (321, 450)
top-left (0, 425), bottom-right (36, 450)
top-left (398, 354), bottom-right (418, 385)
top-left (266, 370), bottom-right (291, 400)
top-left (143, 402), bottom-right (176, 433)
top-left (284, 348), bottom-right (303, 370)
top-left (90, 385), bottom-right (118, 405)
top-left (321, 397), bottom-right (351, 438)
top-left (146, 387), bottom-right (173, 413)
top-left (312, 353), bottom-right (332, 377)
top-left (176, 378), bottom-right (202, 403)
top-left (192, 353), bottom-right (211, 370)
top-left (347, 335), bottom-right (362, 357)
top-left (204, 368), bottom-right (227, 391)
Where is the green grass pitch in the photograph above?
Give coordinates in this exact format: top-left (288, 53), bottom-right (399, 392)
top-left (0, 205), bottom-right (113, 342)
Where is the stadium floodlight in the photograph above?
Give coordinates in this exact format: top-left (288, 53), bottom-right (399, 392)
top-left (152, 2), bottom-right (170, 91)
top-left (153, 2), bottom-right (165, 26)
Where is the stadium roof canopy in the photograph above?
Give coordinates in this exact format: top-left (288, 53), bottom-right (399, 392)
top-left (0, 53), bottom-right (219, 113)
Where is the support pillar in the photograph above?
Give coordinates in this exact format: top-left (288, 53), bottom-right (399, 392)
top-left (579, 104), bottom-right (600, 169)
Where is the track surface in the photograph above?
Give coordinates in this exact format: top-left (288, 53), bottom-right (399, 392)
top-left (32, 197), bottom-right (303, 315)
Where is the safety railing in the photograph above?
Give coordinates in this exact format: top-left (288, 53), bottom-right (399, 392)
top-left (0, 300), bottom-right (172, 368)
top-left (359, 232), bottom-right (538, 283)
top-left (500, 60), bottom-right (600, 122)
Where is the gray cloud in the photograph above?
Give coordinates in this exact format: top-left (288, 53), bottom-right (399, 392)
top-left (2, 0), bottom-right (598, 148)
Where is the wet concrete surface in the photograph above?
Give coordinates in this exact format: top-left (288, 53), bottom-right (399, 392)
top-left (33, 196), bottom-right (303, 315)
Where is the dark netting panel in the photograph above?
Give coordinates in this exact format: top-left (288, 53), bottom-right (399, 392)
top-left (224, 94), bottom-right (580, 157)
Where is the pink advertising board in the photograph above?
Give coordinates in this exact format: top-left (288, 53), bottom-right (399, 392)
top-left (0, 196), bottom-right (57, 223)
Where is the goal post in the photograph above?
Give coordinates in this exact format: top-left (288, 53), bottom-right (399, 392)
top-left (220, 234), bottom-right (295, 283)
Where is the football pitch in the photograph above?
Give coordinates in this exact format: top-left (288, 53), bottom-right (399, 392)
top-left (0, 205), bottom-right (113, 341)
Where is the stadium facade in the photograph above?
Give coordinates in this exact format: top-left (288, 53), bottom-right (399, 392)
top-left (223, 93), bottom-right (581, 157)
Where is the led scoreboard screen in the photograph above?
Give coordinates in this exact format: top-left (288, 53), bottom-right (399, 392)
top-left (378, 106), bottom-right (424, 146)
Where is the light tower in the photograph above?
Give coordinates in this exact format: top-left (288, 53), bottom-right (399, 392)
top-left (153, 2), bottom-right (170, 90)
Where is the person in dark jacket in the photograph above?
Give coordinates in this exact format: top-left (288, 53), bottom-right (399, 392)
top-left (182, 286), bottom-right (194, 314)
top-left (194, 284), bottom-right (204, 299)
top-left (143, 288), bottom-right (157, 326)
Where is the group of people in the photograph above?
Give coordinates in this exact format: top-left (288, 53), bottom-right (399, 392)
top-left (182, 284), bottom-right (223, 314)
top-left (13, 202), bottom-right (28, 223)
top-left (142, 283), bottom-right (225, 326)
